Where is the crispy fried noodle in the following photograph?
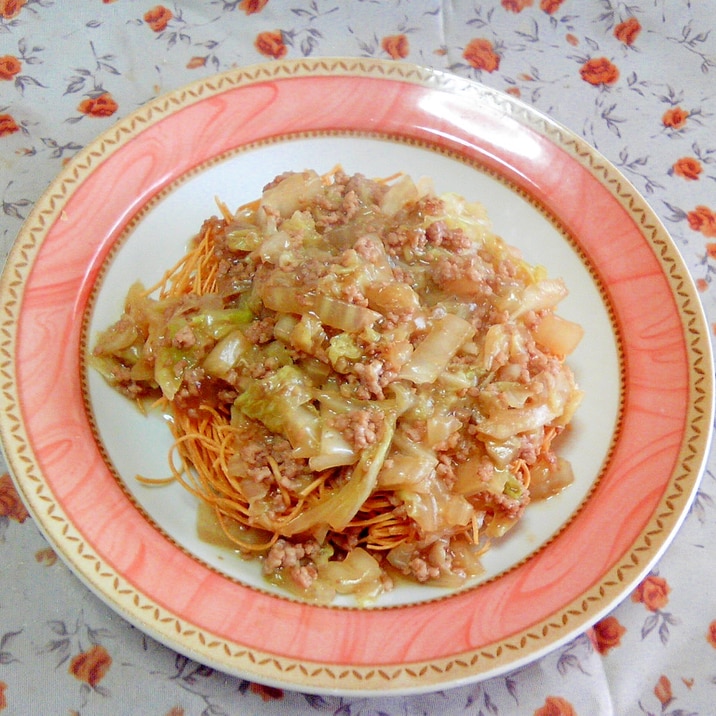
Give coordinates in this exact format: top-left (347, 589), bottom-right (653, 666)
top-left (91, 168), bottom-right (583, 604)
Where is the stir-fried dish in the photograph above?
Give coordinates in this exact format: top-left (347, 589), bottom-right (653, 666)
top-left (91, 169), bottom-right (583, 604)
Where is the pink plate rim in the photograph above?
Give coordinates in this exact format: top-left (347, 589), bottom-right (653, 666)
top-left (0, 58), bottom-right (713, 696)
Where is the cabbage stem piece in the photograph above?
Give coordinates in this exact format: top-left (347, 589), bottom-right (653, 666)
top-left (259, 170), bottom-right (323, 218)
top-left (533, 313), bottom-right (584, 357)
top-left (511, 279), bottom-right (568, 317)
top-left (399, 313), bottom-right (475, 384)
top-left (376, 452), bottom-right (437, 491)
top-left (203, 329), bottom-right (251, 378)
top-left (313, 295), bottom-right (382, 333)
top-left (308, 425), bottom-right (357, 472)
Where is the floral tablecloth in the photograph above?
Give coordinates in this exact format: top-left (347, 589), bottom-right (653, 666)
top-left (1, 1), bottom-right (716, 714)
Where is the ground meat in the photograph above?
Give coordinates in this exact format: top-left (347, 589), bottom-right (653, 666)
top-left (107, 364), bottom-right (147, 399)
top-left (435, 454), bottom-right (457, 487)
top-left (384, 227), bottom-right (427, 253)
top-left (311, 175), bottom-right (366, 229)
top-left (338, 281), bottom-right (369, 306)
top-left (244, 316), bottom-right (276, 345)
top-left (171, 324), bottom-right (196, 349)
top-left (430, 253), bottom-right (489, 292)
top-left (344, 172), bottom-right (389, 205)
top-left (426, 221), bottom-right (473, 252)
top-left (263, 538), bottom-right (320, 573)
top-left (409, 555), bottom-right (440, 583)
top-left (263, 538), bottom-right (322, 591)
top-left (234, 435), bottom-right (306, 485)
top-left (425, 220), bottom-right (447, 246)
top-left (353, 359), bottom-right (388, 400)
top-left (488, 489), bottom-right (529, 520)
top-left (353, 234), bottom-right (384, 264)
top-left (290, 564), bottom-right (319, 590)
top-left (215, 254), bottom-right (260, 296)
top-left (414, 194), bottom-right (445, 217)
top-left (272, 256), bottom-right (330, 296)
top-left (217, 388), bottom-right (238, 404)
top-left (248, 355), bottom-right (281, 379)
top-left (341, 189), bottom-right (361, 222)
top-left (332, 409), bottom-right (385, 450)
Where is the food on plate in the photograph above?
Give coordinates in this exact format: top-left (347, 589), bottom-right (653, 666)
top-left (90, 168), bottom-right (583, 604)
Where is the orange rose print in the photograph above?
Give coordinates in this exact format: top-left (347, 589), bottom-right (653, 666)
top-left (533, 695), bottom-right (577, 716)
top-left (707, 243), bottom-right (716, 259)
top-left (614, 17), bottom-right (641, 45)
top-left (707, 619), bottom-right (716, 648)
top-left (78, 92), bottom-right (118, 118)
top-left (580, 57), bottom-right (619, 86)
top-left (382, 34), bottom-right (409, 60)
top-left (255, 30), bottom-right (287, 59)
top-left (463, 38), bottom-right (500, 73)
top-left (249, 682), bottom-right (284, 701)
top-left (689, 206), bottom-right (716, 238)
top-left (654, 675), bottom-right (673, 707)
top-left (502, 0), bottom-right (533, 11)
top-left (631, 575), bottom-right (670, 611)
top-left (591, 615), bottom-right (626, 654)
top-left (144, 5), bottom-right (173, 32)
top-left (672, 156), bottom-right (702, 180)
top-left (69, 644), bottom-right (112, 688)
top-left (35, 546), bottom-right (58, 566)
top-left (541, 0), bottom-right (565, 13)
top-left (696, 278), bottom-right (708, 292)
top-left (0, 113), bottom-right (20, 137)
top-left (239, 0), bottom-right (269, 13)
top-left (0, 0), bottom-right (26, 20)
top-left (187, 56), bottom-right (207, 69)
top-left (0, 55), bottom-right (21, 81)
top-left (0, 681), bottom-right (6, 711)
top-left (566, 33), bottom-right (579, 46)
top-left (0, 474), bottom-right (28, 523)
top-left (662, 106), bottom-right (689, 129)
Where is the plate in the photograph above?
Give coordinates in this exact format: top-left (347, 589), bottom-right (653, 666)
top-left (0, 58), bottom-right (712, 695)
